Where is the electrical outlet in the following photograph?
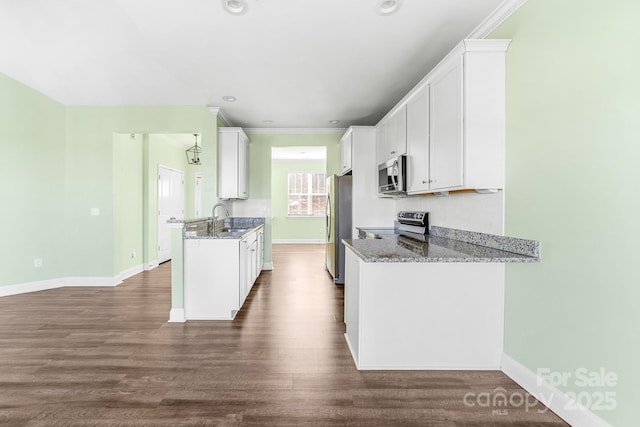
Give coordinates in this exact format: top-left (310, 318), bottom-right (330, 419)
top-left (91, 208), bottom-right (100, 216)
top-left (131, 249), bottom-right (136, 259)
top-left (34, 258), bottom-right (43, 268)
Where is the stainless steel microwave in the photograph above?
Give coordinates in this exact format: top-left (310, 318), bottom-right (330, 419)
top-left (378, 155), bottom-right (407, 195)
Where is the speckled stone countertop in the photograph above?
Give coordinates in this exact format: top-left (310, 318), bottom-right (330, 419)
top-left (343, 226), bottom-right (539, 263)
top-left (176, 217), bottom-right (265, 240)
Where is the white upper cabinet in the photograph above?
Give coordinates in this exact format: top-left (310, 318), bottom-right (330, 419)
top-left (218, 127), bottom-right (249, 199)
top-left (384, 39), bottom-right (510, 195)
top-left (406, 85), bottom-right (430, 193)
top-left (428, 56), bottom-right (464, 191)
top-left (377, 105), bottom-right (407, 163)
top-left (340, 130), bottom-right (353, 175)
top-left (375, 125), bottom-right (386, 167)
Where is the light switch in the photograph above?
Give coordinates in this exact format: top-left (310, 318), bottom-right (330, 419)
top-left (91, 208), bottom-right (100, 216)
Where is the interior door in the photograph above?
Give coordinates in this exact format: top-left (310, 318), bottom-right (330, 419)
top-left (157, 165), bottom-right (184, 263)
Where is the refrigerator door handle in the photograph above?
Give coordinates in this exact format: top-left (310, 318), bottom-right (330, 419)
top-left (326, 194), bottom-right (332, 240)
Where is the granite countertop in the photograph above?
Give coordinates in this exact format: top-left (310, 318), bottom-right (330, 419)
top-left (179, 217), bottom-right (265, 240)
top-left (343, 226), bottom-right (539, 263)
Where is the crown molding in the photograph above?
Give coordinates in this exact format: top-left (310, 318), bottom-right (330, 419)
top-left (244, 128), bottom-right (347, 135)
top-left (467, 0), bottom-right (529, 38)
top-left (207, 106), bottom-right (233, 127)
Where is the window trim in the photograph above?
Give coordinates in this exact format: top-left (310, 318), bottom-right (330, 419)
top-left (287, 172), bottom-right (327, 217)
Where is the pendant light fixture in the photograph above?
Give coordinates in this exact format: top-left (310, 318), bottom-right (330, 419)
top-left (186, 134), bottom-right (202, 165)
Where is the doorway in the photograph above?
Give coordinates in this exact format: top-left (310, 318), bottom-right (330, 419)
top-left (270, 146), bottom-right (327, 243)
top-left (157, 165), bottom-right (184, 263)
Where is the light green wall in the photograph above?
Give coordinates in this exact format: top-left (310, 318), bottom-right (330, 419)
top-left (113, 133), bottom-right (143, 275)
top-left (144, 133), bottom-right (200, 264)
top-left (246, 133), bottom-right (341, 263)
top-left (491, 1), bottom-right (639, 425)
top-left (65, 106), bottom-right (218, 277)
top-left (0, 74), bottom-right (220, 287)
top-left (249, 134), bottom-right (341, 198)
top-left (271, 159), bottom-right (326, 240)
top-left (0, 74), bottom-right (67, 286)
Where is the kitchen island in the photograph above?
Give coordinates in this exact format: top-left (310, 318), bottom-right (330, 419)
top-left (171, 217), bottom-right (265, 321)
top-left (341, 226), bottom-right (538, 370)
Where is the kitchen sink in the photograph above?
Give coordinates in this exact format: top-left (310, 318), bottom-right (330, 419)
top-left (223, 227), bottom-right (249, 233)
top-left (214, 227), bottom-right (250, 237)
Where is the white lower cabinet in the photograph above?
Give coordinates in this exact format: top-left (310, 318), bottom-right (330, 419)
top-left (344, 248), bottom-right (504, 370)
top-left (184, 227), bottom-right (263, 320)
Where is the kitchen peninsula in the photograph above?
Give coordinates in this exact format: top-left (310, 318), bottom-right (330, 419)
top-left (170, 217), bottom-right (265, 321)
top-left (342, 226), bottom-right (539, 370)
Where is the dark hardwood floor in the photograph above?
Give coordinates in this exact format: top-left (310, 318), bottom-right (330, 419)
top-left (0, 244), bottom-right (568, 426)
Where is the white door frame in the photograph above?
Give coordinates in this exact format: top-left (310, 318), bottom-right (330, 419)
top-left (194, 172), bottom-right (203, 218)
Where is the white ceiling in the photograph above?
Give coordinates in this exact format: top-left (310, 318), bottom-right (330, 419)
top-left (0, 0), bottom-right (505, 129)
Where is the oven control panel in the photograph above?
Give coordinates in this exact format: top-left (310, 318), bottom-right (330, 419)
top-left (397, 211), bottom-right (429, 227)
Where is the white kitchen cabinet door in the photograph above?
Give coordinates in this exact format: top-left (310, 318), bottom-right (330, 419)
top-left (340, 131), bottom-right (353, 175)
top-left (237, 132), bottom-right (249, 198)
top-left (256, 228), bottom-right (264, 272)
top-left (239, 237), bottom-right (248, 305)
top-left (218, 127), bottom-right (249, 199)
top-left (184, 239), bottom-right (241, 320)
top-left (429, 57), bottom-right (463, 191)
top-left (248, 240), bottom-right (258, 285)
top-left (375, 125), bottom-right (386, 167)
top-left (386, 105), bottom-right (407, 160)
top-left (406, 85), bottom-right (430, 194)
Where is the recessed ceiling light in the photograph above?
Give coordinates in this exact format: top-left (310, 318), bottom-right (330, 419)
top-left (262, 120), bottom-right (273, 124)
top-left (377, 0), bottom-right (401, 15)
top-left (222, 0), bottom-right (247, 15)
top-left (222, 95), bottom-right (237, 102)
top-left (329, 120), bottom-right (340, 124)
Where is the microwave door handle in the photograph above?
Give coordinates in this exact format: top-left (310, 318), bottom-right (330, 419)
top-left (391, 160), bottom-right (399, 190)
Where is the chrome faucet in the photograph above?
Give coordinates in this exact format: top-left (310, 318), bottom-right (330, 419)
top-left (212, 203), bottom-right (230, 220)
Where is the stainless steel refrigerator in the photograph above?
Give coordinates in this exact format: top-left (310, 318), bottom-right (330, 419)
top-left (325, 174), bottom-right (352, 285)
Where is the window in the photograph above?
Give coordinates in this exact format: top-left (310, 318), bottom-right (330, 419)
top-left (288, 172), bottom-right (326, 216)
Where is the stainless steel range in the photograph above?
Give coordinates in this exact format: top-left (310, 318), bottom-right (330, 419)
top-left (396, 211), bottom-right (429, 235)
top-left (357, 211), bottom-right (430, 241)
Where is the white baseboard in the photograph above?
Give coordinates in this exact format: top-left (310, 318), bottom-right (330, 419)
top-left (0, 264), bottom-right (147, 297)
top-left (0, 278), bottom-right (64, 297)
top-left (168, 308), bottom-right (186, 323)
top-left (145, 260), bottom-right (159, 271)
top-left (272, 239), bottom-right (325, 244)
top-left (118, 264), bottom-right (144, 282)
top-left (501, 353), bottom-right (613, 427)
top-left (262, 262), bottom-right (274, 271)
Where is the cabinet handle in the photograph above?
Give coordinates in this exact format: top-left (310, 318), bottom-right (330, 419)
top-left (422, 180), bottom-right (428, 184)
top-left (390, 151), bottom-right (396, 155)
